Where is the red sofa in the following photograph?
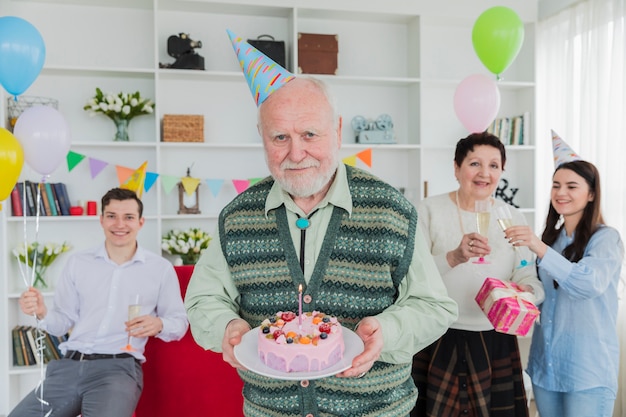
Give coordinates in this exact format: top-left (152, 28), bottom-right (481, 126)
top-left (135, 265), bottom-right (244, 417)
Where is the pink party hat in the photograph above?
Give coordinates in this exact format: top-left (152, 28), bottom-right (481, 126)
top-left (227, 29), bottom-right (295, 106)
top-left (552, 129), bottom-right (581, 168)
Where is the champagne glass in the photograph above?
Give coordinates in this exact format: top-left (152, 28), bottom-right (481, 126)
top-left (121, 294), bottom-right (141, 352)
top-left (495, 205), bottom-right (529, 269)
top-left (473, 199), bottom-right (491, 264)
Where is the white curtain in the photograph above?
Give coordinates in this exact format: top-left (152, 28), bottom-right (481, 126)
top-left (537, 1), bottom-right (626, 416)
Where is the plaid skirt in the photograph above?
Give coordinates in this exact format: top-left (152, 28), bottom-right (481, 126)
top-left (411, 328), bottom-right (528, 417)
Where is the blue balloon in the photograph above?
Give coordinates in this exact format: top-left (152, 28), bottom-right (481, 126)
top-left (0, 16), bottom-right (46, 97)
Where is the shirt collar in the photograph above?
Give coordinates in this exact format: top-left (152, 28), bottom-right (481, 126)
top-left (94, 242), bottom-right (146, 265)
top-left (265, 163), bottom-right (353, 217)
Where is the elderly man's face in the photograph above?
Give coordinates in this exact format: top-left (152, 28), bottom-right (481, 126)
top-left (258, 79), bottom-right (342, 198)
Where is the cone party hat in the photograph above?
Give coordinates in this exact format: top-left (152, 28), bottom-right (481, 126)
top-left (227, 29), bottom-right (295, 106)
top-left (551, 130), bottom-right (581, 168)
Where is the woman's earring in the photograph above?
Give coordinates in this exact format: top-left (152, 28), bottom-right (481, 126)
top-left (554, 214), bottom-right (565, 230)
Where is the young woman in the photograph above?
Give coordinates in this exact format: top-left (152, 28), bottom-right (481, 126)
top-left (505, 160), bottom-right (623, 417)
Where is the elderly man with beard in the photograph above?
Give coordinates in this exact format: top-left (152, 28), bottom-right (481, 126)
top-left (184, 76), bottom-right (457, 417)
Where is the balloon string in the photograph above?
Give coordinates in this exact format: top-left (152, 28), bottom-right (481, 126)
top-left (34, 319), bottom-right (52, 416)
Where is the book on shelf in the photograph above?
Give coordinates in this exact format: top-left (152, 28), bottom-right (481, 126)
top-left (53, 182), bottom-right (71, 216)
top-left (43, 182), bottom-right (58, 216)
top-left (11, 181), bottom-right (72, 216)
top-left (487, 112), bottom-right (531, 146)
top-left (39, 183), bottom-right (52, 216)
top-left (12, 326), bottom-right (25, 366)
top-left (10, 185), bottom-right (23, 217)
top-left (23, 181), bottom-right (36, 217)
top-left (11, 325), bottom-right (66, 366)
top-left (25, 326), bottom-right (42, 365)
top-left (49, 182), bottom-right (62, 215)
top-left (18, 326), bottom-right (35, 366)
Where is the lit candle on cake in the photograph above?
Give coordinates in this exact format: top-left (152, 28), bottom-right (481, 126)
top-left (298, 284), bottom-right (303, 327)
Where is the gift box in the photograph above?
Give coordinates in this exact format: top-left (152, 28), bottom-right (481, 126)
top-left (475, 277), bottom-right (539, 337)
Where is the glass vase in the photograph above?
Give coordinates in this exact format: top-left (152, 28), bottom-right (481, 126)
top-left (113, 117), bottom-right (130, 142)
top-left (180, 253), bottom-right (200, 265)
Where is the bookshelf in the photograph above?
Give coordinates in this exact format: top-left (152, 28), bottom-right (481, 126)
top-left (0, 0), bottom-right (538, 413)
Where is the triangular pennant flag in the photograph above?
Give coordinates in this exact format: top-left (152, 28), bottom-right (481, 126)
top-left (144, 172), bottom-right (159, 193)
top-left (88, 157), bottom-right (108, 179)
top-left (248, 177), bottom-right (263, 186)
top-left (551, 130), bottom-right (581, 168)
top-left (180, 176), bottom-right (201, 196)
top-left (121, 161), bottom-right (148, 198)
top-left (116, 165), bottom-right (135, 185)
top-left (356, 148), bottom-right (372, 167)
top-left (226, 29), bottom-right (295, 106)
top-left (342, 155), bottom-right (357, 167)
top-left (160, 175), bottom-right (180, 194)
top-left (67, 151), bottom-right (86, 172)
top-left (232, 179), bottom-right (250, 194)
top-left (205, 179), bottom-right (224, 197)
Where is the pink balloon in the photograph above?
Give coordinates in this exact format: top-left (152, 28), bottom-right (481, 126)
top-left (13, 105), bottom-right (71, 175)
top-left (453, 74), bottom-right (501, 133)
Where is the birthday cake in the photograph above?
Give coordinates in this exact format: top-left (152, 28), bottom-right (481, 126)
top-left (258, 311), bottom-right (345, 373)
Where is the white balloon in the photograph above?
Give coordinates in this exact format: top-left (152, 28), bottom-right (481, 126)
top-left (13, 105), bottom-right (71, 175)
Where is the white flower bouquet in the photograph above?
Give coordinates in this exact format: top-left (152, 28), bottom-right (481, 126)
top-left (13, 241), bottom-right (72, 288)
top-left (83, 87), bottom-right (155, 121)
top-left (162, 228), bottom-right (211, 265)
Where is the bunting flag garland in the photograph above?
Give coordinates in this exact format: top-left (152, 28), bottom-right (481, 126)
top-left (205, 179), bottom-right (224, 197)
top-left (56, 148), bottom-right (373, 199)
top-left (88, 157), bottom-right (108, 179)
top-left (232, 179), bottom-right (250, 194)
top-left (67, 151), bottom-right (86, 172)
top-left (116, 165), bottom-right (136, 185)
top-left (357, 149), bottom-right (372, 167)
top-left (342, 149), bottom-right (372, 168)
top-left (144, 172), bottom-right (159, 193)
top-left (342, 155), bottom-right (357, 167)
top-left (180, 175), bottom-right (201, 196)
top-left (160, 175), bottom-right (179, 194)
top-left (120, 161), bottom-right (148, 198)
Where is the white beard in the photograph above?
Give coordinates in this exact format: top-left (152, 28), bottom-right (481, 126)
top-left (273, 154), bottom-right (339, 198)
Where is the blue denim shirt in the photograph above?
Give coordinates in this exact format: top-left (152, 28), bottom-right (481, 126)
top-left (527, 226), bottom-right (623, 394)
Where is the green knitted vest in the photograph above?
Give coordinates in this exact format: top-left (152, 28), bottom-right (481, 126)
top-left (219, 165), bottom-right (417, 417)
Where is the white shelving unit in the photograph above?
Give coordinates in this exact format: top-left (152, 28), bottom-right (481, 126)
top-left (0, 0), bottom-right (537, 413)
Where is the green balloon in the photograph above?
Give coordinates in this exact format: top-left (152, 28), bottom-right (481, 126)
top-left (472, 6), bottom-right (524, 76)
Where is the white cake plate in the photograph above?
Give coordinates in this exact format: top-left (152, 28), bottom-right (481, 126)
top-left (234, 326), bottom-right (364, 380)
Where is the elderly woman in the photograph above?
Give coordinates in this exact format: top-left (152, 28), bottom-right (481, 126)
top-left (411, 132), bottom-right (545, 417)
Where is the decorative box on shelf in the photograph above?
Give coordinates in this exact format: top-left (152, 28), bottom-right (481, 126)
top-left (297, 33), bottom-right (338, 75)
top-left (475, 277), bottom-right (539, 337)
top-left (162, 114), bottom-right (204, 142)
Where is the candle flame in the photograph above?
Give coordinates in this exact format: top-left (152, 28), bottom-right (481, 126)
top-left (299, 284), bottom-right (302, 292)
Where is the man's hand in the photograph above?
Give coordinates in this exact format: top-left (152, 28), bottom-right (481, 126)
top-left (337, 316), bottom-right (383, 378)
top-left (19, 286), bottom-right (47, 320)
top-left (221, 318), bottom-right (251, 370)
top-left (126, 315), bottom-right (163, 337)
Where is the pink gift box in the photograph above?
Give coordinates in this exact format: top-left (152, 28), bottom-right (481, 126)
top-left (475, 277), bottom-right (540, 337)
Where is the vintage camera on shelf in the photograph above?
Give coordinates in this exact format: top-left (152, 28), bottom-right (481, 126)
top-left (159, 33), bottom-right (205, 70)
top-left (351, 114), bottom-right (395, 144)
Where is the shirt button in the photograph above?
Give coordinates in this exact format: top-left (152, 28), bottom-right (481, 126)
top-left (305, 259), bottom-right (310, 265)
top-left (462, 410), bottom-right (469, 414)
top-left (303, 295), bottom-right (312, 304)
top-left (300, 380), bottom-right (309, 387)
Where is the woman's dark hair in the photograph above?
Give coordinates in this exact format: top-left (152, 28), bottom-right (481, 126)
top-left (101, 187), bottom-right (143, 217)
top-left (541, 160), bottom-right (604, 262)
top-left (454, 132), bottom-right (507, 169)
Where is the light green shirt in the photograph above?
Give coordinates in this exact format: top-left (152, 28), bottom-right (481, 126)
top-left (185, 163), bottom-right (458, 363)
